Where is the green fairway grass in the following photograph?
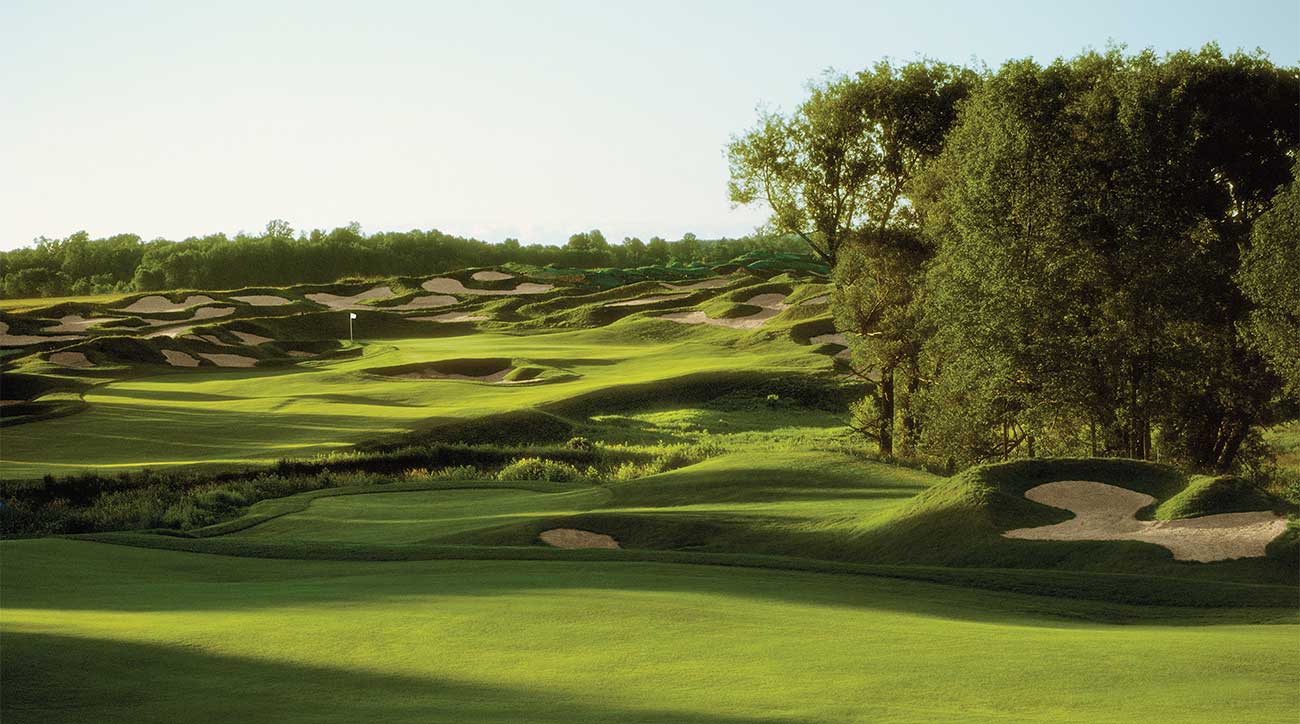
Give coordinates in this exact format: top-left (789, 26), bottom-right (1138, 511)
top-left (2, 539), bottom-right (1295, 724)
top-left (0, 322), bottom-right (831, 477)
top-left (3, 269), bottom-right (1297, 724)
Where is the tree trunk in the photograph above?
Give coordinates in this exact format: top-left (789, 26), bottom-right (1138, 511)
top-left (878, 368), bottom-right (894, 457)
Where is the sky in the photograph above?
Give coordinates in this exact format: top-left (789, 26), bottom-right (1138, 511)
top-left (1, 1), bottom-right (1296, 250)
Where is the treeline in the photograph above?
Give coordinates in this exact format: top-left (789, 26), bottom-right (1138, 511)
top-left (0, 224), bottom-right (804, 298)
top-left (730, 45), bottom-right (1299, 472)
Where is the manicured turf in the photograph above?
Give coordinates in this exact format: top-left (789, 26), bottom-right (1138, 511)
top-left (3, 539), bottom-right (1296, 724)
top-left (4, 273), bottom-right (1297, 723)
top-left (0, 324), bottom-right (829, 477)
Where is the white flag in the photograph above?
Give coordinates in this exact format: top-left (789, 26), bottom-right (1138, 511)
top-left (349, 312), bottom-right (357, 319)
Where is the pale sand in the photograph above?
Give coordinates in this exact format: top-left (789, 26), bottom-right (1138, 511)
top-left (471, 270), bottom-right (515, 281)
top-left (162, 350), bottom-right (200, 367)
top-left (410, 312), bottom-right (489, 323)
top-left (287, 351), bottom-right (315, 358)
top-left (43, 315), bottom-right (113, 333)
top-left (1003, 480), bottom-right (1290, 562)
top-left (0, 322), bottom-right (79, 347)
top-left (660, 278), bottom-right (731, 291)
top-left (140, 307), bottom-right (236, 338)
top-left (810, 333), bottom-right (852, 360)
top-left (606, 293), bottom-right (690, 307)
top-left (231, 294), bottom-right (292, 306)
top-left (48, 351), bottom-right (93, 368)
top-left (801, 294), bottom-right (830, 306)
top-left (538, 528), bottom-right (620, 549)
top-left (305, 286), bottom-right (394, 310)
top-left (119, 295), bottom-right (216, 313)
top-left (231, 331), bottom-right (274, 346)
top-left (189, 334), bottom-right (237, 347)
top-left (421, 277), bottom-right (554, 296)
top-left (385, 294), bottom-right (458, 311)
top-left (660, 292), bottom-right (789, 330)
top-left (198, 352), bottom-right (258, 368)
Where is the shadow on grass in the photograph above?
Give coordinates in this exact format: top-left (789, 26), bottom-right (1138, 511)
top-left (2, 632), bottom-right (805, 724)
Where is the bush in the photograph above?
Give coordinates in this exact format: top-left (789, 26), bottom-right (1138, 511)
top-left (564, 436), bottom-right (595, 451)
top-left (497, 458), bottom-right (582, 482)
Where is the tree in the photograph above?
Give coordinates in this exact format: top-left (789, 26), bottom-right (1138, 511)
top-left (727, 60), bottom-right (978, 266)
top-left (919, 46), bottom-right (1298, 470)
top-left (646, 236), bottom-right (669, 263)
top-left (1239, 164), bottom-right (1300, 396)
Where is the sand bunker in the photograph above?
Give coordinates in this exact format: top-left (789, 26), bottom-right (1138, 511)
top-left (471, 270), bottom-right (515, 282)
top-left (119, 295), bottom-right (216, 313)
top-left (395, 367), bottom-right (513, 382)
top-left (801, 294), bottom-right (830, 306)
top-left (660, 292), bottom-right (789, 330)
top-left (421, 278), bottom-right (554, 296)
top-left (287, 351), bottom-right (315, 358)
top-left (411, 312), bottom-right (489, 323)
top-left (43, 314), bottom-right (113, 333)
top-left (0, 321), bottom-right (79, 347)
top-left (385, 294), bottom-right (458, 311)
top-left (48, 351), bottom-right (93, 368)
top-left (606, 293), bottom-right (690, 307)
top-left (810, 333), bottom-right (852, 360)
top-left (660, 278), bottom-right (731, 291)
top-left (197, 352), bottom-right (257, 368)
top-left (230, 294), bottom-right (291, 306)
top-left (187, 334), bottom-right (238, 347)
top-left (161, 350), bottom-right (199, 367)
top-left (539, 528), bottom-right (620, 549)
top-left (141, 307), bottom-right (235, 338)
top-left (231, 331), bottom-right (274, 345)
top-left (305, 286), bottom-right (394, 310)
top-left (1003, 480), bottom-right (1290, 562)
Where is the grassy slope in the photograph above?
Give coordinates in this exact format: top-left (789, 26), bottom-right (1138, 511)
top-left (0, 321), bottom-right (829, 477)
top-left (3, 539), bottom-right (1296, 724)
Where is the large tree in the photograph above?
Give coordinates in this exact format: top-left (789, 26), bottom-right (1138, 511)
top-left (1239, 164), bottom-right (1300, 397)
top-left (919, 46), bottom-right (1298, 470)
top-left (727, 60), bottom-right (977, 267)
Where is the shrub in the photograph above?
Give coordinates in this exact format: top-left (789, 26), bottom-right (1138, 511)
top-left (564, 436), bottom-right (595, 451)
top-left (497, 458), bottom-right (582, 482)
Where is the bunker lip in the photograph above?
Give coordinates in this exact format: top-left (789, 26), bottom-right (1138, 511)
top-left (421, 277), bottom-right (554, 296)
top-left (43, 314), bottom-right (114, 333)
top-left (305, 286), bottom-right (395, 310)
top-left (471, 270), bottom-right (515, 282)
top-left (539, 528), bottom-right (620, 549)
top-left (659, 278), bottom-right (731, 291)
top-left (368, 357), bottom-right (516, 382)
top-left (659, 291), bottom-right (790, 329)
top-left (48, 351), bottom-right (94, 368)
top-left (605, 293), bottom-right (690, 307)
top-left (118, 294), bottom-right (217, 313)
top-left (1003, 480), bottom-right (1290, 562)
top-left (162, 349), bottom-right (200, 367)
top-left (198, 352), bottom-right (258, 368)
top-left (411, 312), bottom-right (489, 322)
top-left (230, 294), bottom-right (292, 306)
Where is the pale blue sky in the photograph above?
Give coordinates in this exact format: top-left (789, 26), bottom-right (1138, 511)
top-left (1, 0), bottom-right (1296, 249)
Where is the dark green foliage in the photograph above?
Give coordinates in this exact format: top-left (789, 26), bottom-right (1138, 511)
top-left (0, 222), bottom-right (810, 300)
top-left (1238, 163), bottom-right (1300, 396)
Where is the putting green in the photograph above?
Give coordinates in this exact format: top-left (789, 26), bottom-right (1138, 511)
top-left (2, 539), bottom-right (1294, 724)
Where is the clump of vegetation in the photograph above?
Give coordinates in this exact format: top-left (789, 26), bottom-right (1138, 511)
top-left (497, 458), bottom-right (583, 482)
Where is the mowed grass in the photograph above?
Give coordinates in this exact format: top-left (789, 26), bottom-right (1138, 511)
top-left (0, 322), bottom-right (827, 477)
top-left (3, 539), bottom-right (1296, 724)
top-left (231, 485), bottom-right (611, 544)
